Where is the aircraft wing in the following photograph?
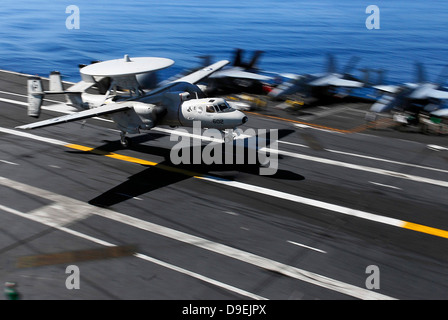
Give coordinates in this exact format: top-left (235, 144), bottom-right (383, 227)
top-left (16, 102), bottom-right (132, 130)
top-left (327, 78), bottom-right (364, 88)
top-left (173, 60), bottom-right (230, 84)
top-left (145, 60), bottom-right (230, 97)
top-left (425, 88), bottom-right (448, 100)
top-left (308, 75), bottom-right (363, 88)
top-left (407, 86), bottom-right (448, 100)
top-left (209, 68), bottom-right (272, 81)
top-left (308, 75), bottom-right (333, 87)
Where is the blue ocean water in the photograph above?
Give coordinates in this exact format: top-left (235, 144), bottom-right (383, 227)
top-left (0, 0), bottom-right (447, 85)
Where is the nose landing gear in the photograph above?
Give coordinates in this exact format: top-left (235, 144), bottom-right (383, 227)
top-left (223, 128), bottom-right (241, 143)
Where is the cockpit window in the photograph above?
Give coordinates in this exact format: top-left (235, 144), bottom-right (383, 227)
top-left (206, 105), bottom-right (216, 113)
top-left (216, 102), bottom-right (229, 112)
top-left (213, 101), bottom-right (233, 112)
top-left (204, 101), bottom-right (234, 113)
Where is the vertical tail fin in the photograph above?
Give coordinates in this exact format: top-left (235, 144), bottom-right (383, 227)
top-left (326, 54), bottom-right (337, 73)
top-left (27, 76), bottom-right (44, 118)
top-left (233, 48), bottom-right (243, 67)
top-left (360, 68), bottom-right (370, 85)
top-left (197, 55), bottom-right (212, 67)
top-left (49, 71), bottom-right (64, 92)
top-left (232, 49), bottom-right (264, 69)
top-left (247, 50), bottom-right (264, 69)
top-left (342, 56), bottom-right (361, 75)
top-left (377, 69), bottom-right (386, 85)
top-left (415, 62), bottom-right (426, 83)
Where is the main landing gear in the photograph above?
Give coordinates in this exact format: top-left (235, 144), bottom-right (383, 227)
top-left (120, 131), bottom-right (131, 148)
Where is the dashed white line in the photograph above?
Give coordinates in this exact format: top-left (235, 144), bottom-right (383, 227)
top-left (369, 181), bottom-right (402, 190)
top-left (427, 144), bottom-right (448, 152)
top-left (287, 240), bottom-right (327, 254)
top-left (224, 211), bottom-right (239, 216)
top-left (0, 159), bottom-right (19, 165)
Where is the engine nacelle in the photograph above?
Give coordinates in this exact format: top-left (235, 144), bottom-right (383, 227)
top-left (133, 102), bottom-right (166, 130)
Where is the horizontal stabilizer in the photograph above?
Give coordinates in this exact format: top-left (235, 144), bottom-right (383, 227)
top-left (373, 84), bottom-right (400, 94)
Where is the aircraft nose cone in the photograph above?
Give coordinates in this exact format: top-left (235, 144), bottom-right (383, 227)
top-left (242, 116), bottom-right (248, 124)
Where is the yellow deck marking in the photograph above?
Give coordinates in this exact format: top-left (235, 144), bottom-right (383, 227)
top-left (65, 144), bottom-right (158, 166)
top-left (402, 222), bottom-right (448, 239)
top-left (63, 142), bottom-right (448, 241)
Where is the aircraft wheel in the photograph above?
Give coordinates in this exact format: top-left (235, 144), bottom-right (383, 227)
top-left (223, 131), bottom-right (232, 143)
top-left (120, 137), bottom-right (131, 148)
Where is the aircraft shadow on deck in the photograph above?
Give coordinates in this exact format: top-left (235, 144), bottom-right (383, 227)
top-left (65, 129), bottom-right (304, 207)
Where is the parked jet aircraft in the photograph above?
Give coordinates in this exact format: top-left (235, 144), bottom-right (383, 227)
top-left (268, 54), bottom-right (364, 102)
top-left (370, 62), bottom-right (448, 114)
top-left (17, 55), bottom-right (248, 147)
top-left (205, 49), bottom-right (273, 94)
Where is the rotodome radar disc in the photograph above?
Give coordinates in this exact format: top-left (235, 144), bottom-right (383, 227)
top-left (81, 55), bottom-right (174, 77)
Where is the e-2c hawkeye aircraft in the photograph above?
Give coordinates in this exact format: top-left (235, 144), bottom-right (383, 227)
top-left (17, 55), bottom-right (248, 147)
